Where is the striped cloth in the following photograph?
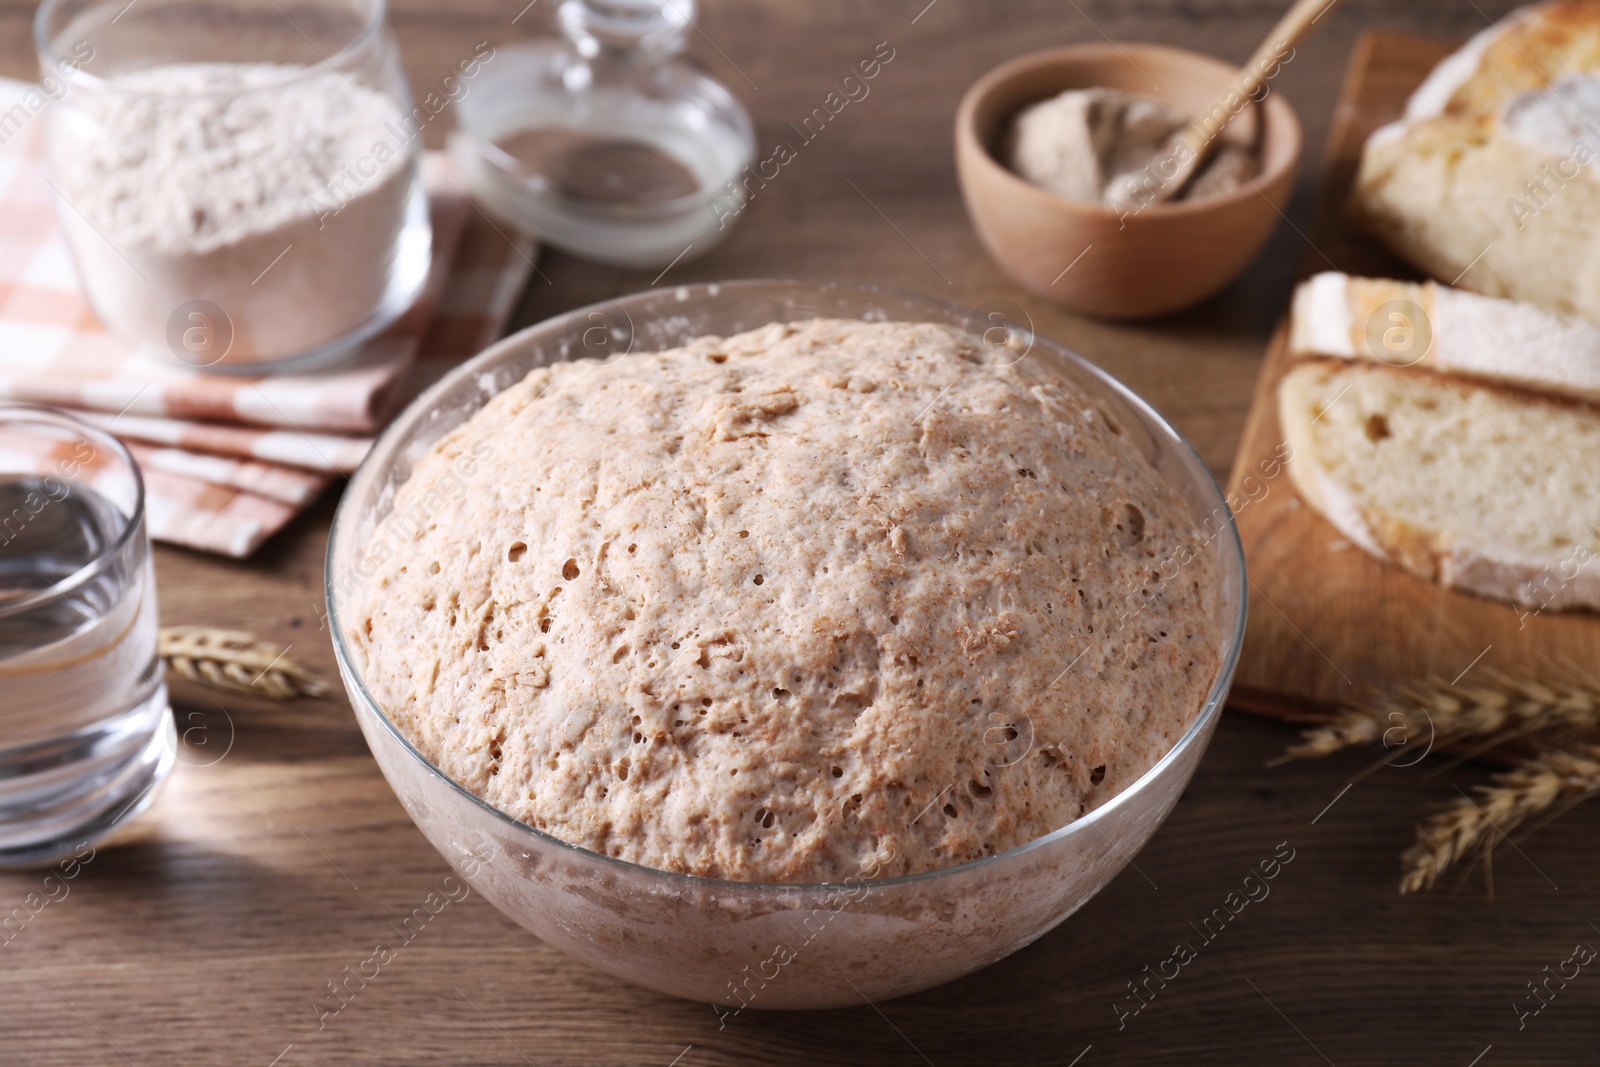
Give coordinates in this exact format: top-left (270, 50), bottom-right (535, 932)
top-left (0, 79), bottom-right (536, 557)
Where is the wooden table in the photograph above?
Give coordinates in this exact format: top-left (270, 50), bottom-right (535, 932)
top-left (5, 2), bottom-right (1598, 1064)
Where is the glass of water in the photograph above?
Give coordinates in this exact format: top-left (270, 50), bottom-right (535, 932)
top-left (0, 405), bottom-right (173, 867)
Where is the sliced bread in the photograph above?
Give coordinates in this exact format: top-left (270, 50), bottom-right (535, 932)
top-left (1278, 359), bottom-right (1600, 611)
top-left (1350, 1), bottom-right (1600, 323)
top-left (1289, 271), bottom-right (1600, 403)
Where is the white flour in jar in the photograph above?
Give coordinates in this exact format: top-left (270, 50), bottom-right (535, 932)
top-left (51, 62), bottom-right (415, 365)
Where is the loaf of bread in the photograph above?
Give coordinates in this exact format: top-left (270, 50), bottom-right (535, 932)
top-left (349, 319), bottom-right (1225, 883)
top-left (1278, 359), bottom-right (1600, 610)
top-left (1351, 1), bottom-right (1600, 323)
top-left (1289, 271), bottom-right (1600, 402)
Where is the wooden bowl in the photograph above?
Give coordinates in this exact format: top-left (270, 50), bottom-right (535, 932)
top-left (955, 43), bottom-right (1302, 318)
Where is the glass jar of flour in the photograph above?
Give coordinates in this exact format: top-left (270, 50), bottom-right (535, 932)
top-left (34, 0), bottom-right (431, 372)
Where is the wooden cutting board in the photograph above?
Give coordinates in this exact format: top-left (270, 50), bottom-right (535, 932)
top-left (1225, 30), bottom-right (1600, 721)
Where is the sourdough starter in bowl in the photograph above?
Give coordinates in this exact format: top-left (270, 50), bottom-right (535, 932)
top-left (348, 318), bottom-right (1222, 884)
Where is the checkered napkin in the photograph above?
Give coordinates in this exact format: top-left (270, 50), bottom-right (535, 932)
top-left (0, 79), bottom-right (536, 557)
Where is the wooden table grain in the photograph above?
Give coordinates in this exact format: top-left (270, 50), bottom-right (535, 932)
top-left (5, 3), bottom-right (1598, 1065)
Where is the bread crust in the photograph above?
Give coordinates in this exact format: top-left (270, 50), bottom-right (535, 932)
top-left (1349, 2), bottom-right (1600, 321)
top-left (1289, 272), bottom-right (1600, 403)
top-left (1277, 361), bottom-right (1395, 564)
top-left (1277, 360), bottom-right (1600, 611)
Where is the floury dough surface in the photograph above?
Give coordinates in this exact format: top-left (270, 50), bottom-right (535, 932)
top-left (1501, 72), bottom-right (1600, 152)
top-left (350, 319), bottom-right (1224, 883)
top-left (50, 62), bottom-right (415, 361)
top-left (1005, 87), bottom-right (1259, 207)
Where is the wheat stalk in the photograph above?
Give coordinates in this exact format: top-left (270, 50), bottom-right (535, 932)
top-left (1399, 745), bottom-right (1600, 894)
top-left (1271, 671), bottom-right (1600, 765)
top-left (158, 626), bottom-right (330, 701)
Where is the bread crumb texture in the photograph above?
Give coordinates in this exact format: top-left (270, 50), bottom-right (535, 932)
top-left (1279, 359), bottom-right (1600, 607)
top-left (1352, 1), bottom-right (1600, 322)
top-left (350, 319), bottom-right (1222, 882)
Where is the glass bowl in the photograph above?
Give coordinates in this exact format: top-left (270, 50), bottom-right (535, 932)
top-left (326, 280), bottom-right (1246, 1009)
top-left (448, 35), bottom-right (755, 269)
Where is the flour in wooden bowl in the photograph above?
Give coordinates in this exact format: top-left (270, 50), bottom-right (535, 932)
top-left (348, 319), bottom-right (1223, 883)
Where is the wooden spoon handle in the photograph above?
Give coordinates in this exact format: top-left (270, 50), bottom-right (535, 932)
top-left (1192, 0), bottom-right (1343, 146)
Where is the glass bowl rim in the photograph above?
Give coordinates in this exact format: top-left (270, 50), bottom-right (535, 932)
top-left (33, 0), bottom-right (389, 97)
top-left (0, 402), bottom-right (146, 622)
top-left (448, 40), bottom-right (758, 223)
top-left (325, 278), bottom-right (1247, 894)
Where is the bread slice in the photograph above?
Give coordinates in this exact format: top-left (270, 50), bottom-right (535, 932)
top-left (1278, 360), bottom-right (1600, 611)
top-left (1289, 272), bottom-right (1600, 403)
top-left (1350, 1), bottom-right (1600, 323)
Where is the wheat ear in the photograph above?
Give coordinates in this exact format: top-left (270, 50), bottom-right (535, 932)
top-left (1272, 672), bottom-right (1600, 765)
top-left (1399, 745), bottom-right (1600, 894)
top-left (158, 626), bottom-right (330, 701)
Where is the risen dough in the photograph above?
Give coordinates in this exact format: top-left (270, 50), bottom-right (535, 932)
top-left (350, 319), bottom-right (1222, 883)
